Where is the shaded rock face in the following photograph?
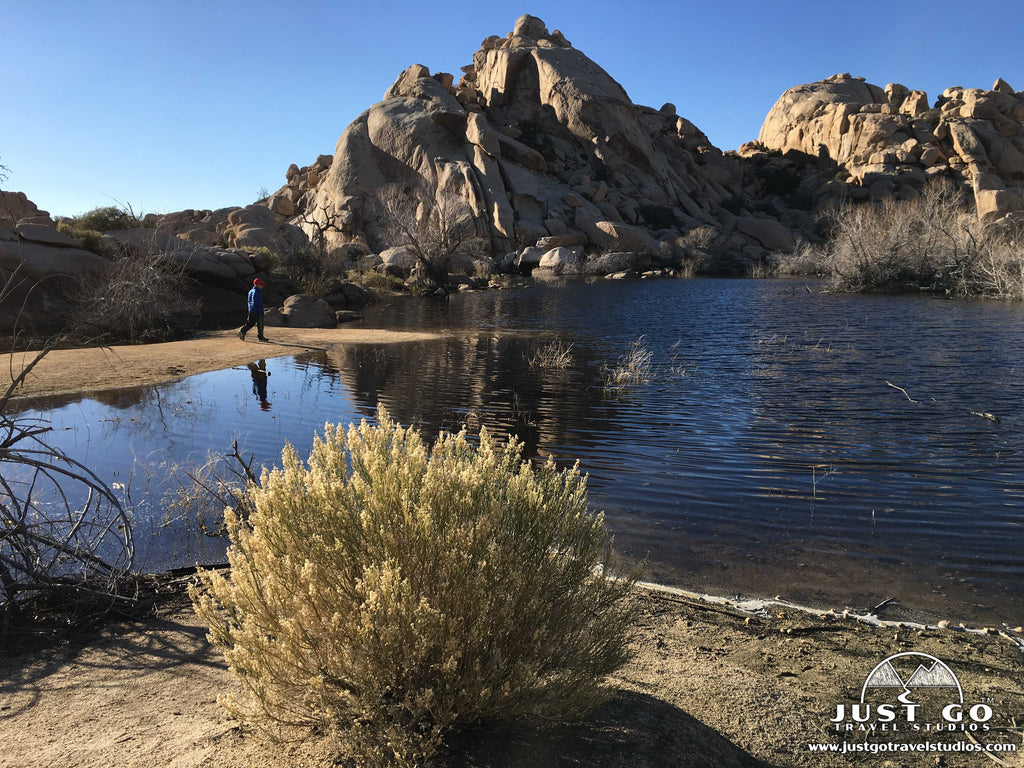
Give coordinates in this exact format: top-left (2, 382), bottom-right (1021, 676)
top-left (758, 73), bottom-right (1024, 221)
top-left (0, 198), bottom-right (112, 335)
top-left (264, 294), bottom-right (337, 328)
top-left (300, 14), bottom-right (801, 270)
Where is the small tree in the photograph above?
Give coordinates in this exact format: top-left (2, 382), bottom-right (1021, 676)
top-left (370, 181), bottom-right (479, 294)
top-left (191, 409), bottom-right (639, 766)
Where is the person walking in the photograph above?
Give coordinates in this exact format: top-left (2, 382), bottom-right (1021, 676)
top-left (239, 278), bottom-right (269, 342)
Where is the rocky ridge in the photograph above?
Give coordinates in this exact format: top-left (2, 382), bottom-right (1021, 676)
top-left (754, 72), bottom-right (1024, 223)
top-left (4, 16), bottom-right (1024, 337)
top-left (295, 14), bottom-right (803, 277)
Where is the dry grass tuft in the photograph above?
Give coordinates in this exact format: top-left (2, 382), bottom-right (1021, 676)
top-left (527, 338), bottom-right (575, 369)
top-left (602, 336), bottom-right (655, 388)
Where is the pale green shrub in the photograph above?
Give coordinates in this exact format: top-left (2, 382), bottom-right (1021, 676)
top-left (190, 409), bottom-right (638, 766)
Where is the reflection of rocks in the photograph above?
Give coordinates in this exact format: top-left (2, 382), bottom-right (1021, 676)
top-left (312, 334), bottom-right (620, 463)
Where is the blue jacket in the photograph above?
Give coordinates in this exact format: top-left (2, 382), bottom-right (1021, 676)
top-left (248, 286), bottom-right (264, 315)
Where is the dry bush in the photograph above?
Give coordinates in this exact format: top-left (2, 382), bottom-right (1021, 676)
top-left (808, 182), bottom-right (1024, 298)
top-left (774, 238), bottom-right (827, 276)
top-left (527, 338), bottom-right (574, 369)
top-left (191, 409), bottom-right (638, 766)
top-left (1, 274), bottom-right (134, 631)
top-left (368, 181), bottom-right (481, 294)
top-left (70, 234), bottom-right (200, 344)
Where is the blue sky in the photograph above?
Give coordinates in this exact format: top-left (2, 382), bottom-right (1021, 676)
top-left (6, 0), bottom-right (1022, 218)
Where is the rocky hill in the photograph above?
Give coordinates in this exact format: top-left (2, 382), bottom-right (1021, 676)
top-left (4, 15), bottom-right (1023, 337)
top-left (754, 72), bottom-right (1024, 223)
top-left (290, 14), bottom-right (804, 274)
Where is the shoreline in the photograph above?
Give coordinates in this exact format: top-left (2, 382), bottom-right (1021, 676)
top-left (2, 578), bottom-right (1022, 767)
top-left (1, 327), bottom-right (446, 404)
top-left (6, 327), bottom-right (1022, 633)
top-left (2, 331), bottom-right (1023, 765)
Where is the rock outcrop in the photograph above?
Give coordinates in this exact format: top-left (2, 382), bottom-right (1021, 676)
top-left (758, 73), bottom-right (1024, 222)
top-left (296, 14), bottom-right (804, 273)
top-left (0, 199), bottom-right (112, 334)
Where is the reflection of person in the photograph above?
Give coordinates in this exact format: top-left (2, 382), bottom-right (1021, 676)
top-left (239, 278), bottom-right (269, 342)
top-left (247, 360), bottom-right (271, 410)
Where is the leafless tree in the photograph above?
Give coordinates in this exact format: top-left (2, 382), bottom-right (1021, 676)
top-left (0, 234), bottom-right (135, 632)
top-left (369, 181), bottom-right (480, 294)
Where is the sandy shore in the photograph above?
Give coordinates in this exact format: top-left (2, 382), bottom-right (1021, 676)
top-left (1, 583), bottom-right (1022, 768)
top-left (2, 327), bottom-right (444, 403)
top-left (1, 331), bottom-right (1022, 766)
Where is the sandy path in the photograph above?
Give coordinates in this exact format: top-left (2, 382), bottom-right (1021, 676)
top-left (1, 328), bottom-right (444, 403)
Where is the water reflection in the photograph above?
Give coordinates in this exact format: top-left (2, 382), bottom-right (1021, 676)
top-left (247, 360), bottom-right (271, 411)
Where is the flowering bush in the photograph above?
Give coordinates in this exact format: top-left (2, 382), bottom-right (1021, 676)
top-left (191, 409), bottom-right (638, 766)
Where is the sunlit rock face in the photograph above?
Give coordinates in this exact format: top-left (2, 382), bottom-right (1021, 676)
top-left (759, 73), bottom-right (1024, 222)
top-left (301, 14), bottom-right (804, 270)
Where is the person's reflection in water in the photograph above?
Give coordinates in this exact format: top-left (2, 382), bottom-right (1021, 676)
top-left (247, 360), bottom-right (271, 411)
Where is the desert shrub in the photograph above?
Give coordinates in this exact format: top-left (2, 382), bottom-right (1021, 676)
top-left (809, 181), bottom-right (1024, 298)
top-left (191, 410), bottom-right (638, 766)
top-left (345, 268), bottom-right (405, 295)
top-left (74, 204), bottom-right (141, 232)
top-left (69, 235), bottom-right (201, 344)
top-left (774, 238), bottom-right (827, 276)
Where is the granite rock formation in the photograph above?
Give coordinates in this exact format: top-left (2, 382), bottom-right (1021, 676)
top-left (295, 14), bottom-right (803, 274)
top-left (756, 73), bottom-right (1024, 222)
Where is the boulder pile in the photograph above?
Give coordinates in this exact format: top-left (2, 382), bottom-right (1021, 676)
top-left (756, 73), bottom-right (1024, 222)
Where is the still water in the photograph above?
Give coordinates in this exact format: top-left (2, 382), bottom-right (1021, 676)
top-left (23, 278), bottom-right (1024, 626)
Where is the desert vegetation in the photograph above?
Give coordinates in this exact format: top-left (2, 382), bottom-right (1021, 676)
top-left (69, 232), bottom-right (201, 344)
top-left (368, 182), bottom-right (487, 295)
top-left (191, 409), bottom-right (639, 766)
top-left (527, 337), bottom-right (574, 369)
top-left (786, 182), bottom-right (1024, 299)
top-left (0, 274), bottom-right (135, 636)
top-left (601, 336), bottom-right (655, 388)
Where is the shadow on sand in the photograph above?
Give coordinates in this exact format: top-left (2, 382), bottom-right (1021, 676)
top-left (445, 688), bottom-right (773, 768)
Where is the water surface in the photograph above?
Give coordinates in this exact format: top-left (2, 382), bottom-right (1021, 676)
top-left (23, 278), bottom-right (1024, 626)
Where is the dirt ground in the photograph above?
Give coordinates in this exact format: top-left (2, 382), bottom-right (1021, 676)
top-left (1, 331), bottom-right (1023, 767)
top-left (1, 583), bottom-right (1022, 768)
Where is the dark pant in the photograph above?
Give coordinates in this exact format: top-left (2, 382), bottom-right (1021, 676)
top-left (241, 312), bottom-right (265, 339)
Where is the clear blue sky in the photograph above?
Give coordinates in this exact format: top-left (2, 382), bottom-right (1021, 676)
top-left (6, 0), bottom-right (1022, 218)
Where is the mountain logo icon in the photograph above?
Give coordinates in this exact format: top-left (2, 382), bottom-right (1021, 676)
top-left (860, 652), bottom-right (963, 704)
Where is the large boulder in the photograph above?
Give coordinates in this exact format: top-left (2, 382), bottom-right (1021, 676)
top-left (264, 294), bottom-right (337, 328)
top-left (735, 216), bottom-right (797, 253)
top-left (0, 208), bottom-right (113, 334)
top-left (536, 246), bottom-right (583, 275)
